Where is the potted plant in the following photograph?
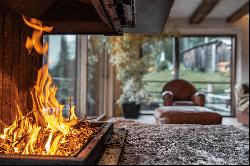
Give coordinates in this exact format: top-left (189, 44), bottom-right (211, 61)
top-left (107, 34), bottom-right (152, 118)
top-left (117, 74), bottom-right (150, 119)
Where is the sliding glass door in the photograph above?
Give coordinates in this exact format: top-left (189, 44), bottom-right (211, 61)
top-left (142, 36), bottom-right (235, 116)
top-left (179, 37), bottom-right (234, 116)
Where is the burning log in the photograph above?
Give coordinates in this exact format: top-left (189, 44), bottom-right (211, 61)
top-left (0, 122), bottom-right (113, 165)
top-left (0, 120), bottom-right (99, 156)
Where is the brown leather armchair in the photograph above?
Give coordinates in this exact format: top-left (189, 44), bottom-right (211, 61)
top-left (162, 79), bottom-right (206, 107)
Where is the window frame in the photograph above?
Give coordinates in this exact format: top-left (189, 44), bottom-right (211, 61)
top-left (140, 34), bottom-right (237, 117)
top-left (176, 35), bottom-right (237, 117)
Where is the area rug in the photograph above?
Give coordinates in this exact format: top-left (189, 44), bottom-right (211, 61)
top-left (112, 119), bottom-right (249, 165)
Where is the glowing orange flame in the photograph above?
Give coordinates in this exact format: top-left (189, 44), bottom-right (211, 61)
top-left (22, 15), bottom-right (53, 54)
top-left (0, 16), bottom-right (96, 156)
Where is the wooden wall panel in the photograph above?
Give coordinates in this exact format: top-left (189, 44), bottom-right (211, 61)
top-left (0, 12), bottom-right (3, 131)
top-left (0, 10), bottom-right (40, 132)
top-left (3, 13), bottom-right (13, 126)
top-left (19, 24), bottom-right (27, 115)
top-left (11, 16), bottom-right (20, 122)
top-left (25, 28), bottom-right (33, 113)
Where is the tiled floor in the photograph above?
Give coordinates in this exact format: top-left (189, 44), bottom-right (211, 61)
top-left (136, 115), bottom-right (249, 132)
top-left (222, 117), bottom-right (249, 131)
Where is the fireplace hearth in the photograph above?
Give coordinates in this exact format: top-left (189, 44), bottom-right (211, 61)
top-left (0, 122), bottom-right (113, 165)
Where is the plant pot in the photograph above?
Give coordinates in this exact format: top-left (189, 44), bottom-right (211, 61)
top-left (122, 103), bottom-right (140, 119)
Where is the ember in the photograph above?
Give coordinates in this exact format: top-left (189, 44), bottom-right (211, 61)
top-left (0, 16), bottom-right (98, 156)
top-left (0, 120), bottom-right (98, 156)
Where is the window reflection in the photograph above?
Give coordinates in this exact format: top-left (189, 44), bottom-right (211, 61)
top-left (46, 35), bottom-right (77, 105)
top-left (44, 35), bottom-right (107, 119)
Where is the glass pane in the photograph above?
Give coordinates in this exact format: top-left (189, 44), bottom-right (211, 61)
top-left (45, 35), bottom-right (77, 117)
top-left (45, 35), bottom-right (108, 119)
top-left (142, 37), bottom-right (175, 111)
top-left (86, 36), bottom-right (106, 117)
top-left (179, 37), bottom-right (232, 115)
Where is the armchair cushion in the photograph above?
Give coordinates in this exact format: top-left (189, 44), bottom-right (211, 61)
top-left (173, 101), bottom-right (196, 106)
top-left (155, 106), bottom-right (222, 125)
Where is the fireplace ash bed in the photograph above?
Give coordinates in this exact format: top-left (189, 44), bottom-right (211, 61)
top-left (0, 122), bottom-right (113, 165)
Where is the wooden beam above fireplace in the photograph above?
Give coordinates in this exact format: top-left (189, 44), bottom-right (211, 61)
top-left (189, 0), bottom-right (221, 24)
top-left (0, 0), bottom-right (128, 34)
top-left (43, 21), bottom-right (115, 34)
top-left (227, 1), bottom-right (249, 24)
top-left (91, 0), bottom-right (123, 33)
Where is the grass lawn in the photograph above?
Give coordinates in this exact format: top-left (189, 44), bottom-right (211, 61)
top-left (143, 69), bottom-right (231, 100)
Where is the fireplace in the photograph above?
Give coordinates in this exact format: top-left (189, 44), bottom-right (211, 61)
top-left (0, 0), bottom-right (139, 163)
top-left (0, 122), bottom-right (113, 165)
top-left (0, 3), bottom-right (116, 163)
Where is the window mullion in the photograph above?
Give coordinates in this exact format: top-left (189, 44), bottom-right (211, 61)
top-left (174, 37), bottom-right (180, 79)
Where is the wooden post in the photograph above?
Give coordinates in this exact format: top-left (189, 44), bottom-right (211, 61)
top-left (174, 37), bottom-right (180, 79)
top-left (211, 44), bottom-right (217, 72)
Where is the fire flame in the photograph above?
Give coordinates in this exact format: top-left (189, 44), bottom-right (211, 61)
top-left (22, 15), bottom-right (53, 54)
top-left (0, 16), bottom-right (97, 156)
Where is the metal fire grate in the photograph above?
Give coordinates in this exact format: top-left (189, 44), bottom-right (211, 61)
top-left (0, 122), bottom-right (113, 165)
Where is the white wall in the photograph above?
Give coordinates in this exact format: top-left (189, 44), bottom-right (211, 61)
top-left (234, 15), bottom-right (249, 84)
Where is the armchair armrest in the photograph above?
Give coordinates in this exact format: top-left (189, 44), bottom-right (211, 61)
top-left (192, 92), bottom-right (206, 107)
top-left (162, 91), bottom-right (174, 106)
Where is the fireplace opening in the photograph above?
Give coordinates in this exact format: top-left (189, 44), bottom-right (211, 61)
top-left (0, 15), bottom-right (114, 164)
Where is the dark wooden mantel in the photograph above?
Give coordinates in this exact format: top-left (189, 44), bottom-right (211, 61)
top-left (0, 0), bottom-right (126, 34)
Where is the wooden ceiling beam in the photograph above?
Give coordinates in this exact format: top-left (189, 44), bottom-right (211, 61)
top-left (189, 0), bottom-right (221, 24)
top-left (227, 1), bottom-right (249, 24)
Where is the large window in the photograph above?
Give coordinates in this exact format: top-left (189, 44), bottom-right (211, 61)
top-left (179, 37), bottom-right (233, 116)
top-left (142, 37), bottom-right (175, 111)
top-left (44, 35), bottom-right (108, 119)
top-left (142, 36), bottom-right (235, 116)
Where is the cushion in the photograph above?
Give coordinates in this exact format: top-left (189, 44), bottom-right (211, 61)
top-left (174, 101), bottom-right (196, 106)
top-left (155, 106), bottom-right (222, 125)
